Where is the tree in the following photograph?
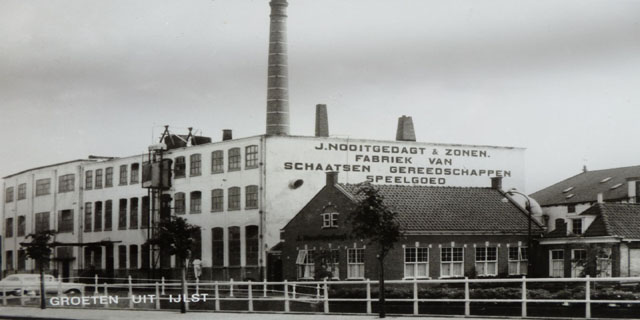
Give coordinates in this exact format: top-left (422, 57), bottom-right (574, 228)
top-left (349, 183), bottom-right (402, 318)
top-left (21, 230), bottom-right (56, 309)
top-left (145, 216), bottom-right (201, 313)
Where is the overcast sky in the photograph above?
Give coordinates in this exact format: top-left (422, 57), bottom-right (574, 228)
top-left (1, 0), bottom-right (639, 193)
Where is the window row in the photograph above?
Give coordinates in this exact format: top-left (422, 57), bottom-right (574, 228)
top-left (4, 250), bottom-right (27, 271)
top-left (5, 176), bottom-right (70, 201)
top-left (84, 197), bottom-right (150, 232)
top-left (173, 145), bottom-right (259, 178)
top-left (4, 211), bottom-right (73, 237)
top-left (211, 226), bottom-right (259, 267)
top-left (85, 164), bottom-right (139, 190)
top-left (173, 186), bottom-right (258, 214)
top-left (549, 248), bottom-right (612, 278)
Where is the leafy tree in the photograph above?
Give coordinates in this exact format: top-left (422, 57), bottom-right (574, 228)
top-left (21, 230), bottom-right (56, 309)
top-left (145, 216), bottom-right (201, 313)
top-left (349, 183), bottom-right (402, 318)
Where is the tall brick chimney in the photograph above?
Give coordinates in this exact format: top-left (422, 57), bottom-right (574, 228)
top-left (265, 0), bottom-right (290, 136)
top-left (315, 104), bottom-right (329, 137)
top-left (395, 115), bottom-right (416, 141)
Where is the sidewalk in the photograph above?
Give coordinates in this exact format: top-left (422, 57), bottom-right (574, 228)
top-left (0, 306), bottom-right (491, 320)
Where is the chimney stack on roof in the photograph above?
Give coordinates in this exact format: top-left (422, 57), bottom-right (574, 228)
top-left (265, 0), bottom-right (291, 136)
top-left (491, 177), bottom-right (503, 190)
top-left (626, 177), bottom-right (639, 203)
top-left (222, 129), bottom-right (233, 141)
top-left (395, 115), bottom-right (416, 141)
top-left (326, 171), bottom-right (338, 186)
top-left (315, 104), bottom-right (329, 137)
top-left (597, 193), bottom-right (604, 203)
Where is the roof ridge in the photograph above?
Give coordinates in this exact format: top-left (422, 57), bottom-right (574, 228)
top-left (338, 183), bottom-right (494, 190)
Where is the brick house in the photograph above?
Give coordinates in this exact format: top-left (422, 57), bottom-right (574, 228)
top-left (278, 173), bottom-right (544, 281)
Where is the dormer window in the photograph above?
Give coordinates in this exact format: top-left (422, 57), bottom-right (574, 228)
top-left (572, 219), bottom-right (583, 235)
top-left (321, 206), bottom-right (338, 228)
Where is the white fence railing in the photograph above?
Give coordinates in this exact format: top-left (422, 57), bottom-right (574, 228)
top-left (4, 275), bottom-right (640, 318)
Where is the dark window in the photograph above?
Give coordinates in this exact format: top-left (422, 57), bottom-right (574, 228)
top-left (118, 199), bottom-right (127, 230)
top-left (228, 148), bottom-right (241, 171)
top-left (245, 145), bottom-right (258, 168)
top-left (36, 179), bottom-right (51, 196)
top-left (246, 225), bottom-right (259, 265)
top-left (130, 163), bottom-right (140, 184)
top-left (568, 204), bottom-right (576, 213)
top-left (228, 187), bottom-right (240, 210)
top-left (130, 245), bottom-right (138, 269)
top-left (572, 219), bottom-right (583, 235)
top-left (191, 230), bottom-right (202, 260)
top-left (245, 185), bottom-right (258, 209)
top-left (118, 245), bottom-right (127, 269)
top-left (58, 210), bottom-right (74, 233)
top-left (104, 200), bottom-right (112, 231)
top-left (95, 169), bottom-right (103, 189)
top-left (5, 218), bottom-right (13, 238)
top-left (119, 165), bottom-right (128, 185)
top-left (17, 183), bottom-right (26, 200)
top-left (211, 189), bottom-right (224, 212)
top-left (190, 154), bottom-right (201, 176)
top-left (84, 203), bottom-right (92, 232)
top-left (174, 192), bottom-right (185, 214)
top-left (130, 198), bottom-right (138, 229)
top-left (141, 244), bottom-right (150, 269)
top-left (190, 191), bottom-right (201, 213)
top-left (18, 250), bottom-right (26, 270)
top-left (58, 174), bottom-right (75, 193)
top-left (94, 202), bottom-right (102, 231)
top-left (212, 228), bottom-right (224, 267)
top-left (174, 156), bottom-right (186, 178)
top-left (105, 167), bottom-right (113, 187)
top-left (85, 171), bottom-right (93, 190)
top-left (6, 250), bottom-right (13, 270)
top-left (141, 196), bottom-right (150, 228)
top-left (36, 212), bottom-right (50, 233)
top-left (5, 187), bottom-right (13, 202)
top-left (17, 216), bottom-right (25, 237)
top-left (92, 247), bottom-right (102, 269)
top-left (228, 226), bottom-right (241, 266)
top-left (211, 150), bottom-right (224, 173)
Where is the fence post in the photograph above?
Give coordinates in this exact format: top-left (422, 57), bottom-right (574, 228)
top-left (155, 282), bottom-right (160, 310)
top-left (248, 280), bottom-right (253, 312)
top-left (284, 280), bottom-right (290, 312)
top-left (229, 278), bottom-right (234, 298)
top-left (128, 275), bottom-right (133, 309)
top-left (195, 278), bottom-right (199, 295)
top-left (323, 278), bottom-right (329, 314)
top-left (161, 277), bottom-right (165, 295)
top-left (292, 283), bottom-right (297, 300)
top-left (94, 274), bottom-right (99, 294)
top-left (104, 283), bottom-right (109, 309)
top-left (214, 281), bottom-right (220, 311)
top-left (464, 277), bottom-right (470, 316)
top-left (366, 278), bottom-right (372, 314)
top-left (585, 275), bottom-right (591, 319)
top-left (263, 279), bottom-right (267, 298)
top-left (2, 286), bottom-right (6, 306)
top-left (413, 278), bottom-right (419, 315)
top-left (184, 278), bottom-right (189, 312)
top-left (316, 283), bottom-right (321, 301)
top-left (521, 276), bottom-right (527, 318)
top-left (19, 278), bottom-right (24, 306)
top-left (57, 274), bottom-right (62, 297)
top-left (80, 284), bottom-right (86, 308)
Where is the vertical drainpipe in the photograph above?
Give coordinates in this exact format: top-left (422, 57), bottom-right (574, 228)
top-left (30, 173), bottom-right (35, 270)
top-left (259, 136), bottom-right (267, 280)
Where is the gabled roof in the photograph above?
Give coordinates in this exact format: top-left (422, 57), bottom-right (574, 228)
top-left (338, 183), bottom-right (543, 233)
top-left (581, 203), bottom-right (640, 239)
top-left (530, 165), bottom-right (640, 206)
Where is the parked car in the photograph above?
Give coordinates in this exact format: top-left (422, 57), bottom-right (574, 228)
top-left (0, 274), bottom-right (84, 296)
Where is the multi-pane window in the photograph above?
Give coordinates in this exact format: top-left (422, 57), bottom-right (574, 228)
top-left (190, 191), bottom-right (201, 213)
top-left (174, 192), bottom-right (185, 214)
top-left (321, 208), bottom-right (339, 228)
top-left (211, 151), bottom-right (224, 173)
top-left (104, 200), bottom-right (113, 231)
top-left (597, 248), bottom-right (612, 278)
top-left (130, 163), bottom-right (140, 184)
top-left (17, 183), bottom-right (26, 200)
top-left (141, 244), bottom-right (150, 269)
top-left (141, 197), bottom-right (149, 229)
top-left (130, 198), bottom-right (138, 229)
top-left (571, 249), bottom-right (588, 277)
top-left (296, 249), bottom-right (315, 279)
top-left (17, 216), bottom-right (25, 237)
top-left (568, 204), bottom-right (576, 213)
top-left (5, 187), bottom-right (13, 202)
top-left (405, 247), bottom-right (429, 279)
top-left (130, 245), bottom-right (138, 269)
top-left (572, 219), bottom-right (583, 235)
top-left (228, 226), bottom-right (241, 266)
top-left (6, 251), bottom-right (13, 270)
top-left (18, 250), bottom-right (26, 270)
top-left (228, 187), bottom-right (240, 210)
top-left (174, 156), bottom-right (186, 178)
top-left (94, 202), bottom-right (103, 231)
top-left (212, 227), bottom-right (224, 266)
top-left (95, 169), bottom-right (103, 189)
top-left (211, 189), bottom-right (224, 212)
top-left (118, 199), bottom-right (127, 230)
top-left (85, 171), bottom-right (93, 190)
top-left (118, 245), bottom-right (127, 269)
top-left (36, 179), bottom-right (51, 196)
top-left (323, 250), bottom-right (341, 279)
top-left (228, 148), bottom-right (241, 171)
top-left (105, 167), bottom-right (113, 187)
top-left (84, 247), bottom-right (92, 268)
top-left (58, 210), bottom-right (74, 233)
top-left (5, 218), bottom-right (13, 238)
top-left (245, 185), bottom-right (258, 209)
top-left (347, 248), bottom-right (365, 279)
top-left (119, 165), bottom-right (128, 185)
top-left (36, 212), bottom-right (50, 233)
top-left (508, 247), bottom-right (528, 275)
top-left (246, 225), bottom-right (259, 265)
top-left (84, 203), bottom-right (92, 232)
top-left (58, 174), bottom-right (75, 193)
top-left (475, 247), bottom-right (498, 276)
top-left (550, 250), bottom-right (564, 277)
top-left (190, 154), bottom-right (201, 176)
top-left (92, 248), bottom-right (102, 269)
top-left (441, 247), bottom-right (464, 277)
top-left (245, 145), bottom-right (258, 168)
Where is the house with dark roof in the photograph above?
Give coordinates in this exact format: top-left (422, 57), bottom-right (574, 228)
top-left (278, 172), bottom-right (544, 281)
top-left (538, 203), bottom-right (640, 278)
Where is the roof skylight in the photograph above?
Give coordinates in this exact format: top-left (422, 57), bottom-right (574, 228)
top-left (566, 194), bottom-right (575, 199)
top-left (600, 177), bottom-right (612, 183)
top-left (562, 187), bottom-right (574, 193)
top-left (610, 183), bottom-right (623, 190)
